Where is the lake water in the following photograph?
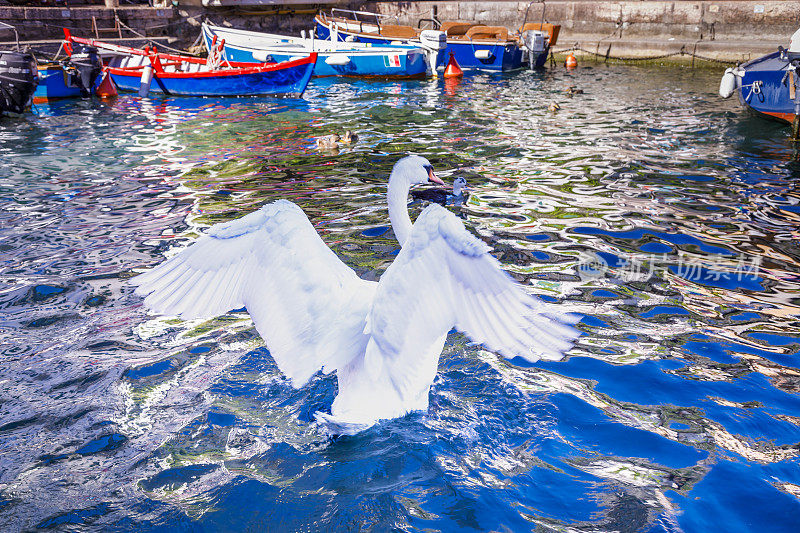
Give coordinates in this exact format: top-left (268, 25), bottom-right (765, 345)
top-left (1, 65), bottom-right (799, 532)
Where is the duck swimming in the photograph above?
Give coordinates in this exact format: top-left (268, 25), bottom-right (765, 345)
top-left (341, 130), bottom-right (358, 144)
top-left (130, 155), bottom-right (580, 435)
top-left (315, 134), bottom-right (340, 151)
top-left (410, 176), bottom-right (469, 206)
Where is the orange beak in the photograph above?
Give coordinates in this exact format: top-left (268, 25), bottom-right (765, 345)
top-left (428, 168), bottom-right (444, 185)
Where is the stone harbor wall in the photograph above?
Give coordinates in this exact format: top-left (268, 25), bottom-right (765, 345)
top-left (361, 1), bottom-right (800, 42)
top-left (0, 4), bottom-right (320, 47)
top-left (0, 6), bottom-right (177, 43)
top-left (360, 1), bottom-right (800, 63)
top-left (1, 0), bottom-right (798, 63)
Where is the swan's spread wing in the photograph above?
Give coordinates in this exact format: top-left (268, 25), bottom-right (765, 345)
top-left (366, 204), bottom-right (580, 396)
top-left (131, 200), bottom-right (373, 387)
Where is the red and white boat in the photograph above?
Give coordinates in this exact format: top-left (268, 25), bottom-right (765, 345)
top-left (63, 30), bottom-right (316, 98)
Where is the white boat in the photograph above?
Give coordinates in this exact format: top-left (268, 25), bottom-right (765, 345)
top-left (201, 23), bottom-right (446, 78)
top-left (314, 8), bottom-right (559, 71)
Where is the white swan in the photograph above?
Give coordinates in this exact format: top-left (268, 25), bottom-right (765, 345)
top-left (131, 155), bottom-right (580, 435)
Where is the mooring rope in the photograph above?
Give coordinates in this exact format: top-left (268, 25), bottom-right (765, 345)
top-left (552, 44), bottom-right (738, 65)
top-left (113, 16), bottom-right (199, 56)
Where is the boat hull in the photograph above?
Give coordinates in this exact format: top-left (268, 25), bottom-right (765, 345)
top-left (63, 33), bottom-right (316, 98)
top-left (202, 24), bottom-right (428, 78)
top-left (736, 50), bottom-right (799, 124)
top-left (314, 18), bottom-right (534, 71)
top-left (106, 55), bottom-right (315, 97)
top-left (35, 67), bottom-right (81, 102)
top-left (34, 65), bottom-right (93, 102)
top-left (108, 63), bottom-right (313, 97)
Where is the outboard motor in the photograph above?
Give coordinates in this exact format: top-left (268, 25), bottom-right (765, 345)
top-left (67, 44), bottom-right (102, 97)
top-left (0, 50), bottom-right (37, 116)
top-left (419, 29), bottom-right (447, 76)
top-left (522, 29), bottom-right (547, 69)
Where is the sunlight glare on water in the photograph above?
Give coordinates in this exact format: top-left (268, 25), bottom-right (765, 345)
top-left (1, 65), bottom-right (799, 532)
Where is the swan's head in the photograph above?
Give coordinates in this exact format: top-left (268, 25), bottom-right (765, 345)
top-left (392, 155), bottom-right (445, 188)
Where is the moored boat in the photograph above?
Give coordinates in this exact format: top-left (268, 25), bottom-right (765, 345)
top-left (314, 8), bottom-right (559, 72)
top-left (202, 23), bottom-right (437, 79)
top-left (34, 42), bottom-right (103, 102)
top-left (64, 32), bottom-right (316, 98)
top-left (720, 27), bottom-right (800, 132)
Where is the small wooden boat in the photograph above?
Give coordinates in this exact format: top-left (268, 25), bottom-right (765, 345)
top-left (720, 27), bottom-right (800, 131)
top-left (35, 64), bottom-right (88, 102)
top-left (314, 8), bottom-right (559, 72)
top-left (64, 31), bottom-right (316, 98)
top-left (202, 23), bottom-right (437, 79)
top-left (34, 43), bottom-right (103, 102)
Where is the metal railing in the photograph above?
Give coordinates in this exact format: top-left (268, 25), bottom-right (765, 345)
top-left (328, 8), bottom-right (398, 28)
top-left (520, 0), bottom-right (547, 37)
top-left (0, 22), bottom-right (20, 50)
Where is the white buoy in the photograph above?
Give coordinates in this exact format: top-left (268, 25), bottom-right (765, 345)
top-left (324, 54), bottom-right (351, 66)
top-left (253, 51), bottom-right (271, 63)
top-left (138, 64), bottom-right (153, 97)
top-left (719, 68), bottom-right (737, 98)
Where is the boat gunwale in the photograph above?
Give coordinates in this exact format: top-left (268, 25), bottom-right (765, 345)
top-left (69, 33), bottom-right (316, 75)
top-left (105, 53), bottom-right (316, 79)
top-left (203, 23), bottom-right (424, 56)
top-left (313, 14), bottom-right (519, 47)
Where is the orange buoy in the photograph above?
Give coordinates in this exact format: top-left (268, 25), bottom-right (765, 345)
top-left (443, 52), bottom-right (463, 78)
top-left (95, 71), bottom-right (118, 99)
top-left (565, 52), bottom-right (578, 69)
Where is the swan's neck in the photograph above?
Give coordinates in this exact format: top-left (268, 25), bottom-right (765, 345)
top-left (387, 174), bottom-right (413, 246)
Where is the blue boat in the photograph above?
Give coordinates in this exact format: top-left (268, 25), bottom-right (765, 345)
top-left (67, 35), bottom-right (316, 98)
top-left (313, 9), bottom-right (558, 72)
top-left (720, 28), bottom-right (800, 129)
top-left (35, 65), bottom-right (84, 101)
top-left (34, 46), bottom-right (102, 102)
top-left (201, 23), bottom-right (433, 79)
